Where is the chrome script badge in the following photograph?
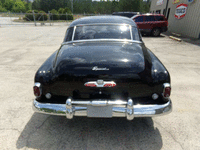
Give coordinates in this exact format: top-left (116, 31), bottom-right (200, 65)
top-left (92, 66), bottom-right (109, 71)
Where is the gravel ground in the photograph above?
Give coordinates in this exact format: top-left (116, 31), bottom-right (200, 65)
top-left (0, 25), bottom-right (200, 150)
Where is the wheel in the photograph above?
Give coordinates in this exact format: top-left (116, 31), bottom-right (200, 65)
top-left (151, 28), bottom-right (161, 37)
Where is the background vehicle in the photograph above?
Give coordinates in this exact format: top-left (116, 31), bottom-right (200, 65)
top-left (112, 12), bottom-right (141, 18)
top-left (33, 16), bottom-right (172, 120)
top-left (132, 14), bottom-right (168, 36)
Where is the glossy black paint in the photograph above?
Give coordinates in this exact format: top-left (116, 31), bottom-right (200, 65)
top-left (68, 16), bottom-right (137, 28)
top-left (34, 16), bottom-right (170, 104)
top-left (35, 41), bottom-right (170, 103)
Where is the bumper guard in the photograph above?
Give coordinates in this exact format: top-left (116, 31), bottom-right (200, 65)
top-left (33, 97), bottom-right (172, 120)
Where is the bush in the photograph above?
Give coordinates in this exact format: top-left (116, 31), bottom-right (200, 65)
top-left (24, 10), bottom-right (39, 21)
top-left (64, 7), bottom-right (72, 14)
top-left (59, 14), bottom-right (73, 20)
top-left (67, 14), bottom-right (73, 20)
top-left (58, 8), bottom-right (65, 14)
top-left (58, 7), bottom-right (73, 20)
top-left (37, 11), bottom-right (48, 21)
top-left (58, 7), bottom-right (72, 14)
top-left (50, 9), bottom-right (59, 20)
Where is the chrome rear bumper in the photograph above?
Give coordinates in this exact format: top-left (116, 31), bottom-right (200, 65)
top-left (33, 97), bottom-right (172, 120)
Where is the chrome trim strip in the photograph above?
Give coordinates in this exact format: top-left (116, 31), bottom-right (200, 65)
top-left (61, 39), bottom-right (142, 45)
top-left (129, 25), bottom-right (133, 40)
top-left (33, 98), bottom-right (172, 120)
top-left (163, 83), bottom-right (171, 90)
top-left (72, 26), bottom-right (76, 41)
top-left (74, 23), bottom-right (131, 27)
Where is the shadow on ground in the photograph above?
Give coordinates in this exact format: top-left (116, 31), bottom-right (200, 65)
top-left (141, 34), bottom-right (165, 38)
top-left (16, 113), bottom-right (163, 150)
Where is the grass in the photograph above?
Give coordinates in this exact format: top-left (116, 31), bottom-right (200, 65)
top-left (13, 19), bottom-right (73, 23)
top-left (0, 13), bottom-right (25, 18)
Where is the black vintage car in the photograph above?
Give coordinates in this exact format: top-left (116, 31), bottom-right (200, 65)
top-left (33, 16), bottom-right (172, 120)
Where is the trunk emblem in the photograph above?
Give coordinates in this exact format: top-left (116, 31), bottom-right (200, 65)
top-left (92, 66), bottom-right (109, 71)
top-left (84, 80), bottom-right (116, 87)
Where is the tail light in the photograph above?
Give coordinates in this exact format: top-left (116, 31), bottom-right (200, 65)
top-left (163, 83), bottom-right (171, 98)
top-left (33, 83), bottom-right (42, 97)
top-left (104, 83), bottom-right (116, 87)
top-left (85, 83), bottom-right (97, 87)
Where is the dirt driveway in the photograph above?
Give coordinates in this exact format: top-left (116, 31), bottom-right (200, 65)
top-left (0, 26), bottom-right (200, 150)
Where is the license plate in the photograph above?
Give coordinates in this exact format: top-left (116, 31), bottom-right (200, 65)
top-left (87, 105), bottom-right (112, 118)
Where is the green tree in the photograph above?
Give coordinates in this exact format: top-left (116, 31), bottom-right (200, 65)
top-left (32, 0), bottom-right (41, 11)
top-left (50, 9), bottom-right (59, 20)
top-left (58, 7), bottom-right (72, 14)
top-left (0, 1), bottom-right (7, 12)
top-left (24, 1), bottom-right (32, 11)
top-left (3, 0), bottom-right (14, 11)
top-left (119, 0), bottom-right (141, 12)
top-left (12, 0), bottom-right (26, 12)
top-left (111, 0), bottom-right (119, 13)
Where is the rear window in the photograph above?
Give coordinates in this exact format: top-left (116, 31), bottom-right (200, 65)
top-left (64, 27), bottom-right (73, 42)
top-left (74, 25), bottom-right (131, 40)
top-left (144, 16), bottom-right (155, 22)
top-left (155, 16), bottom-right (165, 21)
top-left (134, 16), bottom-right (143, 22)
top-left (132, 27), bottom-right (141, 41)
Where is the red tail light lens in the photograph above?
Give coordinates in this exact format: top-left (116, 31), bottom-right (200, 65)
top-left (33, 83), bottom-right (42, 97)
top-left (164, 87), bottom-right (171, 97)
top-left (163, 83), bottom-right (171, 98)
top-left (85, 83), bottom-right (97, 87)
top-left (104, 83), bottom-right (116, 87)
top-left (33, 86), bottom-right (40, 96)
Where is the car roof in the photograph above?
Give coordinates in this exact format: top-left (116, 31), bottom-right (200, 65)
top-left (131, 14), bottom-right (166, 19)
top-left (132, 13), bottom-right (165, 18)
top-left (69, 16), bottom-right (137, 28)
top-left (112, 12), bottom-right (139, 14)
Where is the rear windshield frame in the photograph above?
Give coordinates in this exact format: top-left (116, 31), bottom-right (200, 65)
top-left (64, 23), bottom-right (141, 42)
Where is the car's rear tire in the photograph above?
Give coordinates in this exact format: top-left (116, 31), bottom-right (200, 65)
top-left (151, 28), bottom-right (161, 37)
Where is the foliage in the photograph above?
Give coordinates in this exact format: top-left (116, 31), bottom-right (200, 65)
top-left (0, 0), bottom-right (150, 16)
top-left (50, 9), bottom-right (59, 20)
top-left (24, 10), bottom-right (39, 21)
top-left (37, 10), bottom-right (48, 21)
top-left (3, 0), bottom-right (14, 11)
top-left (24, 1), bottom-right (32, 11)
top-left (58, 7), bottom-right (73, 20)
top-left (35, 0), bottom-right (71, 13)
top-left (58, 8), bottom-right (65, 14)
top-left (58, 7), bottom-right (72, 14)
top-left (141, 1), bottom-right (150, 13)
top-left (118, 0), bottom-right (141, 12)
top-left (12, 0), bottom-right (26, 12)
top-left (0, 1), bottom-right (7, 12)
top-left (32, 0), bottom-right (41, 11)
top-left (67, 14), bottom-right (73, 20)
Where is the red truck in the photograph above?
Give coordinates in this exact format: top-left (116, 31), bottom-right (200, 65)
top-left (132, 14), bottom-right (168, 37)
